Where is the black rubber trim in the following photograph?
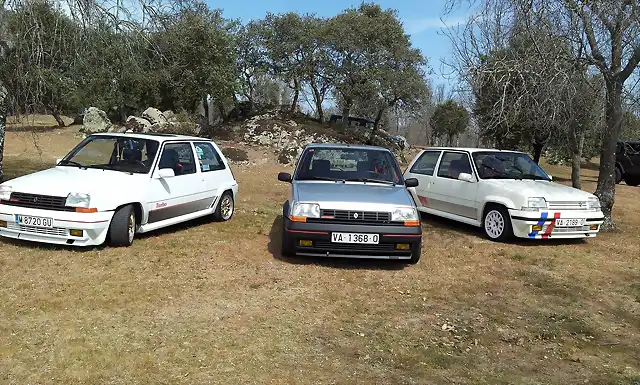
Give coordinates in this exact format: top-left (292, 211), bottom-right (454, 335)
top-left (284, 217), bottom-right (423, 236)
top-left (511, 215), bottom-right (605, 222)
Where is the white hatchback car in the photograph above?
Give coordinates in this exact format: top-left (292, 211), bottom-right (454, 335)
top-left (0, 133), bottom-right (238, 247)
top-left (403, 147), bottom-right (605, 241)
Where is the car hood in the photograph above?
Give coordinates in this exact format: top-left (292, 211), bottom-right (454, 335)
top-left (293, 181), bottom-right (415, 208)
top-left (4, 166), bottom-right (144, 197)
top-left (484, 179), bottom-right (596, 201)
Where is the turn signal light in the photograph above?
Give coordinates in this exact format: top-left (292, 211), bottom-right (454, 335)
top-left (299, 240), bottom-right (313, 247)
top-left (590, 224), bottom-right (599, 230)
top-left (290, 216), bottom-right (307, 223)
top-left (75, 208), bottom-right (98, 213)
top-left (69, 229), bottom-right (84, 237)
top-left (532, 225), bottom-right (543, 232)
top-left (403, 220), bottom-right (420, 227)
top-left (396, 243), bottom-right (410, 250)
top-left (0, 220), bottom-right (7, 228)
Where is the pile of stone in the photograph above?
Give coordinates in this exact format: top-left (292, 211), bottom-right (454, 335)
top-left (79, 107), bottom-right (200, 137)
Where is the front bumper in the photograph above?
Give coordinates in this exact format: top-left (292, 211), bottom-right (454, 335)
top-left (0, 204), bottom-right (114, 246)
top-left (509, 209), bottom-right (605, 239)
top-left (283, 217), bottom-right (422, 260)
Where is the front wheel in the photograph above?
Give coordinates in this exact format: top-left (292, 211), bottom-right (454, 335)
top-left (406, 242), bottom-right (422, 265)
top-left (482, 205), bottom-right (513, 242)
top-left (213, 191), bottom-right (234, 221)
top-left (108, 205), bottom-right (136, 247)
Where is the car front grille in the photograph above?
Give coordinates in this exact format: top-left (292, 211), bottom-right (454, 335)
top-left (6, 222), bottom-right (69, 236)
top-left (547, 201), bottom-right (589, 210)
top-left (308, 209), bottom-right (401, 226)
top-left (3, 192), bottom-right (73, 212)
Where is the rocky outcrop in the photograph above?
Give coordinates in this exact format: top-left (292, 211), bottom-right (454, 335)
top-left (81, 107), bottom-right (113, 134)
top-left (125, 116), bottom-right (152, 133)
top-left (142, 107), bottom-right (168, 126)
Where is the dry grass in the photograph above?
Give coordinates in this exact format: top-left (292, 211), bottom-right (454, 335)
top-left (1, 122), bottom-right (639, 384)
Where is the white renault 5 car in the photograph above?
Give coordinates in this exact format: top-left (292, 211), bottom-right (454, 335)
top-left (0, 132), bottom-right (238, 247)
top-left (403, 147), bottom-right (604, 241)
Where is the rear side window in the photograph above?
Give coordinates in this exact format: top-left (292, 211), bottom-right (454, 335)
top-left (193, 142), bottom-right (226, 172)
top-left (409, 151), bottom-right (441, 175)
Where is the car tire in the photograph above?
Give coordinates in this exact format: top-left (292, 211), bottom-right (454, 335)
top-left (614, 166), bottom-right (623, 184)
top-left (407, 242), bottom-right (422, 265)
top-left (109, 205), bottom-right (136, 247)
top-left (213, 191), bottom-right (234, 221)
top-left (281, 202), bottom-right (295, 257)
top-left (482, 205), bottom-right (513, 242)
top-left (625, 176), bottom-right (640, 187)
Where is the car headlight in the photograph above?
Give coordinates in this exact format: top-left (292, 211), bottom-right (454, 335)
top-left (65, 193), bottom-right (91, 208)
top-left (588, 197), bottom-right (601, 209)
top-left (391, 207), bottom-right (419, 222)
top-left (0, 185), bottom-right (12, 201)
top-left (290, 202), bottom-right (320, 219)
top-left (522, 197), bottom-right (547, 211)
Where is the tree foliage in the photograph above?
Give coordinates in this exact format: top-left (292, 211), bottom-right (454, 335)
top-left (430, 100), bottom-right (469, 145)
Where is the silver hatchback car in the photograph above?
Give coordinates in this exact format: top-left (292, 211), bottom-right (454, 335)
top-left (277, 143), bottom-right (423, 264)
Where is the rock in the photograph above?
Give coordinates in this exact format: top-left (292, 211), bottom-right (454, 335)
top-left (162, 110), bottom-right (176, 122)
top-left (142, 107), bottom-right (168, 126)
top-left (108, 125), bottom-right (127, 133)
top-left (82, 107), bottom-right (113, 134)
top-left (125, 116), bottom-right (152, 133)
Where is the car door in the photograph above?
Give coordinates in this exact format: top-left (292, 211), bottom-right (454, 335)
top-left (145, 141), bottom-right (210, 224)
top-left (192, 141), bottom-right (230, 207)
top-left (404, 150), bottom-right (442, 210)
top-left (428, 151), bottom-right (479, 220)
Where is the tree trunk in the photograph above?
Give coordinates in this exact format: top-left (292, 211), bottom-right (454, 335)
top-left (0, 84), bottom-right (7, 182)
top-left (217, 102), bottom-right (226, 122)
top-left (341, 99), bottom-right (352, 129)
top-left (290, 78), bottom-right (300, 114)
top-left (532, 141), bottom-right (544, 164)
top-left (594, 79), bottom-right (624, 231)
top-left (569, 124), bottom-right (585, 189)
top-left (51, 109), bottom-right (66, 127)
top-left (369, 108), bottom-right (385, 145)
top-left (309, 78), bottom-right (324, 122)
top-left (202, 97), bottom-right (209, 122)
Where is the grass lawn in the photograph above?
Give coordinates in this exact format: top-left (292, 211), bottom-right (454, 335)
top-left (1, 118), bottom-right (639, 384)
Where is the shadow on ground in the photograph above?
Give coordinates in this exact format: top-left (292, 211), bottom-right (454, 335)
top-left (267, 215), bottom-right (407, 271)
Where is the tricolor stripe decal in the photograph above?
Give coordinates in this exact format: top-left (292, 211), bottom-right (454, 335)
top-left (528, 212), bottom-right (548, 238)
top-left (541, 212), bottom-right (561, 239)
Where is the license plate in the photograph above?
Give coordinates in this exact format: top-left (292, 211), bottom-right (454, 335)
top-left (555, 218), bottom-right (585, 227)
top-left (15, 214), bottom-right (53, 228)
top-left (331, 232), bottom-right (379, 244)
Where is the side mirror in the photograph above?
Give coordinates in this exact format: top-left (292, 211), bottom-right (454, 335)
top-left (404, 178), bottom-right (419, 188)
top-left (156, 168), bottom-right (175, 179)
top-left (548, 175), bottom-right (553, 181)
top-left (458, 173), bottom-right (475, 183)
top-left (55, 158), bottom-right (62, 165)
top-left (278, 172), bottom-right (292, 183)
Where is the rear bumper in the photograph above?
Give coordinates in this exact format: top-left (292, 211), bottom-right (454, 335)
top-left (284, 218), bottom-right (422, 260)
top-left (0, 204), bottom-right (113, 246)
top-left (509, 209), bottom-right (605, 239)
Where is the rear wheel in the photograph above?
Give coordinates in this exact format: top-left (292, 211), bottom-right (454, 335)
top-left (614, 166), bottom-right (623, 184)
top-left (213, 191), bottom-right (234, 221)
top-left (482, 205), bottom-right (513, 242)
top-left (625, 176), bottom-right (640, 187)
top-left (109, 205), bottom-right (136, 247)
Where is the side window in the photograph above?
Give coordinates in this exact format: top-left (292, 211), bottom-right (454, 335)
top-left (409, 151), bottom-right (441, 175)
top-left (194, 142), bottom-right (226, 172)
top-left (158, 142), bottom-right (196, 176)
top-left (437, 152), bottom-right (473, 180)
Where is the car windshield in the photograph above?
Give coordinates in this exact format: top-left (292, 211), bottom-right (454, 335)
top-left (60, 135), bottom-right (160, 174)
top-left (472, 151), bottom-right (551, 180)
top-left (294, 146), bottom-right (404, 185)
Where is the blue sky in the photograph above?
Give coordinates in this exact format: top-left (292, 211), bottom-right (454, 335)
top-left (207, 0), bottom-right (471, 90)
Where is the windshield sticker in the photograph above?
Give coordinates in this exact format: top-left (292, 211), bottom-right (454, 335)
top-left (195, 146), bottom-right (204, 160)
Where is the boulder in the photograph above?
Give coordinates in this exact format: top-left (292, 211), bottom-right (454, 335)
top-left (162, 110), bottom-right (176, 122)
top-left (125, 116), bottom-right (152, 132)
top-left (142, 107), bottom-right (168, 126)
top-left (82, 107), bottom-right (113, 134)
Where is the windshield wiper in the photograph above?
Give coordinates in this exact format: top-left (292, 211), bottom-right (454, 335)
top-left (303, 176), bottom-right (344, 182)
top-left (58, 159), bottom-right (87, 169)
top-left (97, 165), bottom-right (134, 175)
top-left (348, 177), bottom-right (396, 186)
top-left (520, 175), bottom-right (550, 181)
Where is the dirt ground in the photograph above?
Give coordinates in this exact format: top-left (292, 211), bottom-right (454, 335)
top-left (1, 117), bottom-right (639, 384)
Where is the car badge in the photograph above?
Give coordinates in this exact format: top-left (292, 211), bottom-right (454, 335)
top-left (353, 212), bottom-right (359, 219)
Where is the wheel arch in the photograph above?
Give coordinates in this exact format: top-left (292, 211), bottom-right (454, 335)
top-left (113, 202), bottom-right (144, 226)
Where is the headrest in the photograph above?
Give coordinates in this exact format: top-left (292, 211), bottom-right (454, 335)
top-left (312, 159), bottom-right (331, 173)
top-left (123, 148), bottom-right (142, 162)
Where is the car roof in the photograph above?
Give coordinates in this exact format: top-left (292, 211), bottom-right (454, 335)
top-left (305, 142), bottom-right (392, 152)
top-left (417, 146), bottom-right (525, 154)
top-left (92, 132), bottom-right (211, 143)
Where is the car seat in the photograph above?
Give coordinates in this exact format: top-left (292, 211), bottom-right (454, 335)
top-left (312, 159), bottom-right (331, 176)
top-left (122, 148), bottom-right (142, 164)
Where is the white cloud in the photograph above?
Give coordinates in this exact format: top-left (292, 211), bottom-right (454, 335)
top-left (405, 16), bottom-right (468, 35)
